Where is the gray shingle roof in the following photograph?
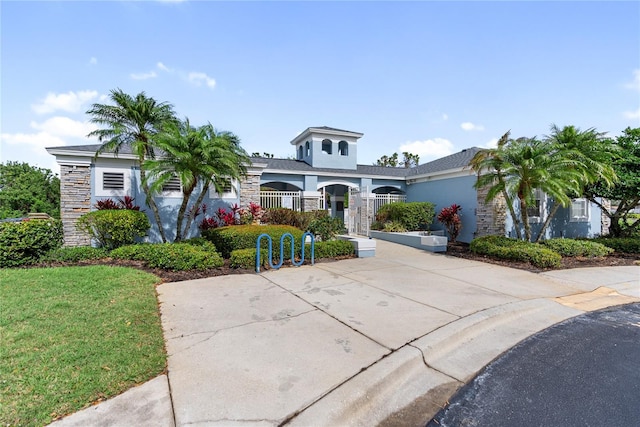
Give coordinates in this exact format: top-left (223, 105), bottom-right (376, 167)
top-left (408, 147), bottom-right (483, 176)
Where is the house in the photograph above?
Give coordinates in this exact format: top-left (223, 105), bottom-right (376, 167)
top-left (46, 126), bottom-right (605, 246)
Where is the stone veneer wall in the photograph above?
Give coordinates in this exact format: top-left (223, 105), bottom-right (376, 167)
top-left (239, 173), bottom-right (261, 210)
top-left (302, 196), bottom-right (320, 212)
top-left (600, 198), bottom-right (611, 236)
top-left (60, 164), bottom-right (92, 246)
top-left (475, 184), bottom-right (507, 238)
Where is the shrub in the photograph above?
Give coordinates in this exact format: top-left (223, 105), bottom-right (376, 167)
top-left (305, 240), bottom-right (355, 259)
top-left (307, 215), bottom-right (344, 241)
top-left (541, 238), bottom-right (613, 257)
top-left (261, 208), bottom-right (327, 230)
top-left (470, 235), bottom-right (562, 269)
top-left (76, 209), bottom-right (150, 249)
top-left (375, 202), bottom-right (435, 231)
top-left (0, 219), bottom-right (63, 267)
top-left (230, 248), bottom-right (268, 269)
top-left (381, 220), bottom-right (407, 232)
top-left (94, 195), bottom-right (141, 210)
top-left (203, 224), bottom-right (304, 258)
top-left (42, 246), bottom-right (108, 263)
top-left (592, 237), bottom-right (640, 254)
top-left (437, 204), bottom-right (462, 242)
top-left (111, 243), bottom-right (224, 271)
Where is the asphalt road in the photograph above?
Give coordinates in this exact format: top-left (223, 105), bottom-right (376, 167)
top-left (427, 302), bottom-right (640, 427)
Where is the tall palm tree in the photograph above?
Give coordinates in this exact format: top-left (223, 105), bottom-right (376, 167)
top-left (86, 89), bottom-right (178, 242)
top-left (143, 119), bottom-right (250, 242)
top-left (472, 132), bottom-right (583, 241)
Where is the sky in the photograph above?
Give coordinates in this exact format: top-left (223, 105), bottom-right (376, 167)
top-left (1, 0), bottom-right (639, 175)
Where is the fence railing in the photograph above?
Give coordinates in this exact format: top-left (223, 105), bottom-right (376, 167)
top-left (260, 191), bottom-right (302, 211)
top-left (373, 194), bottom-right (406, 216)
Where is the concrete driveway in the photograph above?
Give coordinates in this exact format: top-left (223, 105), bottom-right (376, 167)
top-left (50, 240), bottom-right (639, 427)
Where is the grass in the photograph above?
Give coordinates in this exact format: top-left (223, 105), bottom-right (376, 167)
top-left (0, 266), bottom-right (166, 426)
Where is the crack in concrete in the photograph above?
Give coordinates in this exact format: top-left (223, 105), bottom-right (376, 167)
top-left (182, 418), bottom-right (277, 425)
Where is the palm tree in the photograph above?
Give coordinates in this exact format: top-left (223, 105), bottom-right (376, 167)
top-left (143, 119), bottom-right (250, 242)
top-left (472, 132), bottom-right (583, 241)
top-left (86, 89), bottom-right (178, 242)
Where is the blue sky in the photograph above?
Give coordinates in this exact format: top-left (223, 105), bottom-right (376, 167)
top-left (1, 1), bottom-right (639, 174)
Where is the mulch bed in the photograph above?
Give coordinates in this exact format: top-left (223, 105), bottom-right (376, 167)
top-left (445, 241), bottom-right (640, 273)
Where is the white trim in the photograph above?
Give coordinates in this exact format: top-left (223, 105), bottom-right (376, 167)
top-left (407, 167), bottom-right (473, 184)
top-left (570, 198), bottom-right (590, 222)
top-left (209, 178), bottom-right (238, 199)
top-left (317, 180), bottom-right (361, 190)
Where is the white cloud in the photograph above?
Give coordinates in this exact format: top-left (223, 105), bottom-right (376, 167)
top-left (1, 131), bottom-right (67, 152)
top-left (89, 57), bottom-right (97, 65)
top-left (484, 138), bottom-right (499, 148)
top-left (442, 113), bottom-right (449, 121)
top-left (157, 62), bottom-right (172, 72)
top-left (187, 72), bottom-right (216, 89)
top-left (399, 138), bottom-right (455, 162)
top-left (130, 70), bottom-right (158, 80)
top-left (31, 90), bottom-right (98, 114)
top-left (461, 122), bottom-right (484, 131)
top-left (30, 116), bottom-right (95, 139)
top-left (623, 108), bottom-right (640, 120)
top-left (625, 69), bottom-right (640, 91)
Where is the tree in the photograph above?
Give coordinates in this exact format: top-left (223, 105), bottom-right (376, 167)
top-left (0, 162), bottom-right (60, 219)
top-left (143, 119), bottom-right (250, 242)
top-left (584, 127), bottom-right (640, 237)
top-left (86, 89), bottom-right (178, 242)
top-left (401, 152), bottom-right (420, 168)
top-left (376, 153), bottom-right (399, 167)
top-left (251, 152), bottom-right (274, 158)
top-left (471, 132), bottom-right (584, 241)
top-left (534, 124), bottom-right (618, 241)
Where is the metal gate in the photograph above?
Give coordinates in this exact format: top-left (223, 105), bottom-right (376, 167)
top-left (347, 187), bottom-right (407, 236)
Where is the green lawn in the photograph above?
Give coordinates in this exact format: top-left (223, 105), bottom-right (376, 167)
top-left (0, 266), bottom-right (166, 426)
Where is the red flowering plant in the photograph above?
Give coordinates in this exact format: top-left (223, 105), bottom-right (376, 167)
top-left (94, 195), bottom-right (141, 211)
top-left (437, 204), bottom-right (462, 242)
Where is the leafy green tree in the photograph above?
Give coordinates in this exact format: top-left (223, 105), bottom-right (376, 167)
top-left (401, 152), bottom-right (420, 168)
top-left (143, 119), bottom-right (250, 242)
top-left (376, 152), bottom-right (399, 167)
top-left (86, 88), bottom-right (178, 242)
top-left (585, 127), bottom-right (640, 237)
top-left (0, 162), bottom-right (60, 219)
top-left (472, 132), bottom-right (584, 241)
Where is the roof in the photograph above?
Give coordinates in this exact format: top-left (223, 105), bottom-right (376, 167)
top-left (408, 147), bottom-right (483, 176)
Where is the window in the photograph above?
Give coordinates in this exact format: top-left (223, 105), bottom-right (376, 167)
top-left (95, 166), bottom-right (130, 197)
top-left (210, 177), bottom-right (236, 198)
top-left (162, 175), bottom-right (181, 192)
top-left (322, 139), bottom-right (332, 155)
top-left (339, 140), bottom-right (348, 156)
top-left (527, 189), bottom-right (544, 222)
top-left (103, 172), bottom-right (124, 190)
top-left (298, 145), bottom-right (303, 160)
top-left (570, 198), bottom-right (589, 222)
top-left (305, 141), bottom-right (310, 157)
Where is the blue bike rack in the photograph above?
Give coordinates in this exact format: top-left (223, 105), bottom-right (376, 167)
top-left (256, 232), bottom-right (315, 273)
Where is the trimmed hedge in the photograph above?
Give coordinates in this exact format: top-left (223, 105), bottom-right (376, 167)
top-left (230, 240), bottom-right (355, 269)
top-left (42, 246), bottom-right (109, 263)
top-left (374, 202), bottom-right (435, 231)
top-left (307, 216), bottom-right (345, 241)
top-left (592, 237), bottom-right (640, 254)
top-left (0, 219), bottom-right (63, 267)
top-left (261, 208), bottom-right (326, 230)
top-left (541, 238), bottom-right (613, 257)
top-left (76, 209), bottom-right (150, 249)
top-left (111, 242), bottom-right (224, 271)
top-left (470, 235), bottom-right (562, 269)
top-left (203, 224), bottom-right (304, 258)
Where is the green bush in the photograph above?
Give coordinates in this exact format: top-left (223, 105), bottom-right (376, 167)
top-left (203, 224), bottom-right (303, 258)
top-left (592, 237), bottom-right (640, 254)
top-left (261, 208), bottom-right (327, 230)
top-left (470, 235), bottom-right (562, 269)
top-left (42, 246), bottom-right (109, 263)
top-left (541, 238), bottom-right (613, 257)
top-left (305, 240), bottom-right (355, 259)
top-left (382, 220), bottom-right (407, 232)
top-left (111, 243), bottom-right (224, 271)
top-left (307, 215), bottom-right (345, 241)
top-left (76, 209), bottom-right (150, 249)
top-left (230, 248), bottom-right (268, 269)
top-left (375, 202), bottom-right (435, 231)
top-left (0, 219), bottom-right (63, 267)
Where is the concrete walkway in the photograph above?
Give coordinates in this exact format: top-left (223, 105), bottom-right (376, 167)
top-left (50, 240), bottom-right (640, 427)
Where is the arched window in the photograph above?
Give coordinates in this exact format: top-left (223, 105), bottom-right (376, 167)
top-left (322, 139), bottom-right (332, 154)
top-left (339, 140), bottom-right (348, 156)
top-left (305, 141), bottom-right (310, 157)
top-left (298, 145), bottom-right (303, 160)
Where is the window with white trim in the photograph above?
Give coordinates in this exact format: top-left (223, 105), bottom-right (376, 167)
top-left (527, 189), bottom-right (544, 222)
top-left (209, 177), bottom-right (237, 198)
top-left (95, 167), bottom-right (131, 197)
top-left (162, 175), bottom-right (182, 192)
top-left (570, 198), bottom-right (589, 222)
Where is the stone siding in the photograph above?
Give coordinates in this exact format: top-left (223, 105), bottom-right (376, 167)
top-left (475, 184), bottom-right (507, 237)
top-left (60, 165), bottom-right (91, 246)
top-left (600, 198), bottom-right (611, 236)
top-left (239, 173), bottom-right (261, 209)
top-left (302, 196), bottom-right (321, 212)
